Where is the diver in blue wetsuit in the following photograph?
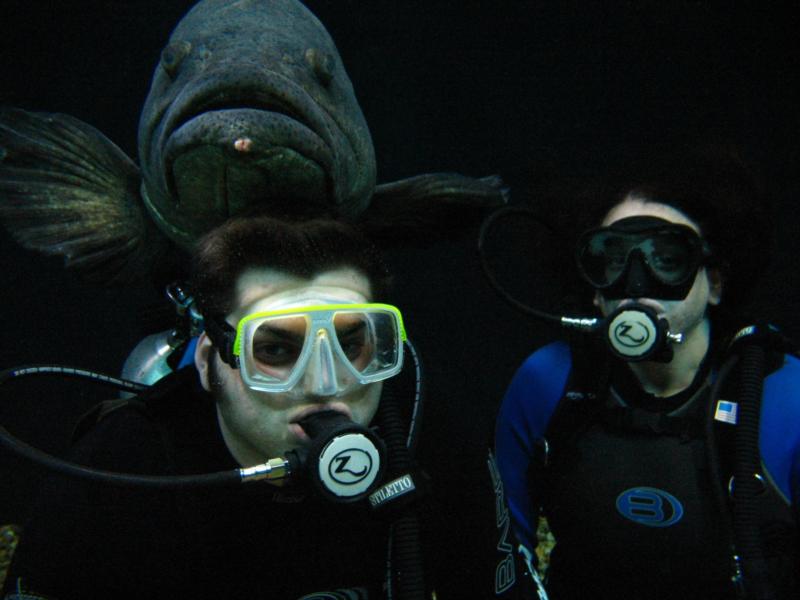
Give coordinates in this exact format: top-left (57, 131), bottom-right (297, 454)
top-left (494, 148), bottom-right (799, 599)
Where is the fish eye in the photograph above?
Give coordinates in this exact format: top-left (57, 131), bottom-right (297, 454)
top-left (304, 48), bottom-right (334, 87)
top-left (161, 40), bottom-right (192, 79)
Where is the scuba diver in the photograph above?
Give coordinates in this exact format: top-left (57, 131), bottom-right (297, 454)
top-left (3, 216), bottom-right (430, 599)
top-left (491, 147), bottom-right (800, 599)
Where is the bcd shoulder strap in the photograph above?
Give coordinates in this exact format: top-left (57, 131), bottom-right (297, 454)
top-left (69, 367), bottom-right (197, 444)
top-left (526, 339), bottom-right (610, 515)
top-left (538, 340), bottom-right (610, 463)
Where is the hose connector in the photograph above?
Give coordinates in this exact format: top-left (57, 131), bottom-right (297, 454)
top-left (239, 457), bottom-right (291, 483)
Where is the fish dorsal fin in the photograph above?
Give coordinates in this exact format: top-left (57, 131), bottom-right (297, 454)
top-left (0, 108), bottom-right (166, 284)
top-left (361, 173), bottom-right (509, 242)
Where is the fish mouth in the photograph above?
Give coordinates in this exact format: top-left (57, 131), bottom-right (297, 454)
top-left (168, 85), bottom-right (312, 136)
top-left (157, 75), bottom-right (341, 226)
top-left (162, 74), bottom-right (338, 158)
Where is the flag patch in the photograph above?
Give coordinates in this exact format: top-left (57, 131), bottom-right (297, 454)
top-left (714, 400), bottom-right (738, 424)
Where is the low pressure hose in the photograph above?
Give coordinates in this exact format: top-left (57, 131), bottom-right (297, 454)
top-left (0, 427), bottom-right (249, 488)
top-left (0, 366), bottom-right (244, 488)
top-left (375, 347), bottom-right (426, 600)
top-left (731, 344), bottom-right (777, 600)
top-left (706, 354), bottom-right (743, 594)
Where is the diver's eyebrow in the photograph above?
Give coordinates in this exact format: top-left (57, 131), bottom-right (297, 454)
top-left (336, 320), bottom-right (367, 337)
top-left (253, 324), bottom-right (305, 343)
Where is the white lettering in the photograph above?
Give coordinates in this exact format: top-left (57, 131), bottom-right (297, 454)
top-left (488, 451), bottom-right (516, 593)
top-left (368, 475), bottom-right (415, 508)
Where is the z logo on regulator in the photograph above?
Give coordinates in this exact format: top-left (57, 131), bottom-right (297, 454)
top-left (613, 321), bottom-right (650, 347)
top-left (298, 590), bottom-right (366, 600)
top-left (329, 449), bottom-right (372, 485)
top-left (616, 486), bottom-right (684, 527)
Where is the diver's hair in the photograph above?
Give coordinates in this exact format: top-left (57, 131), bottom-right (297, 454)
top-left (580, 142), bottom-right (772, 311)
top-left (190, 216), bottom-right (392, 317)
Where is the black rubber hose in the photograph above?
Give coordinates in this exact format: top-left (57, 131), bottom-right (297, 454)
top-left (0, 364), bottom-right (245, 489)
top-left (705, 354), bottom-right (742, 590)
top-left (376, 346), bottom-right (425, 600)
top-left (733, 344), bottom-right (777, 600)
top-left (391, 514), bottom-right (425, 598)
top-left (478, 206), bottom-right (564, 325)
top-left (0, 424), bottom-right (241, 488)
top-left (0, 365), bottom-right (147, 393)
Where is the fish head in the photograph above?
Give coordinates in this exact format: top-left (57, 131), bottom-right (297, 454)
top-left (137, 0), bottom-right (376, 250)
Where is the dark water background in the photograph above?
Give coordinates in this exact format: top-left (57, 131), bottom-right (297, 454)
top-left (1, 0), bottom-right (799, 592)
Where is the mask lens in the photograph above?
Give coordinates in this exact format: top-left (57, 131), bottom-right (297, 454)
top-left (246, 314), bottom-right (310, 384)
top-left (579, 231), bottom-right (632, 287)
top-left (333, 310), bottom-right (400, 378)
top-left (644, 231), bottom-right (694, 284)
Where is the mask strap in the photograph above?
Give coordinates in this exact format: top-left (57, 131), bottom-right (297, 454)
top-left (203, 314), bottom-right (239, 369)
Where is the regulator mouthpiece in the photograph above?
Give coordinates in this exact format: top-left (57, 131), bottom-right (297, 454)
top-left (604, 303), bottom-right (682, 362)
top-left (289, 410), bottom-right (386, 503)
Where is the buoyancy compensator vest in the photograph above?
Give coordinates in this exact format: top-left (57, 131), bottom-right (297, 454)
top-left (524, 328), bottom-right (798, 599)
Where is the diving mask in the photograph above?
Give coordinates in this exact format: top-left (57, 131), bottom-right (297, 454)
top-left (576, 216), bottom-right (712, 300)
top-left (206, 303), bottom-right (406, 394)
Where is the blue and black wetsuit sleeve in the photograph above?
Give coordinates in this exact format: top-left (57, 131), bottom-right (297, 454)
top-left (494, 341), bottom-right (572, 554)
top-left (760, 353), bottom-right (800, 508)
top-left (760, 352), bottom-right (800, 579)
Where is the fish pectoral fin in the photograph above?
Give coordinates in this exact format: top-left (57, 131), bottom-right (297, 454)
top-left (0, 107), bottom-right (165, 284)
top-left (361, 173), bottom-right (509, 241)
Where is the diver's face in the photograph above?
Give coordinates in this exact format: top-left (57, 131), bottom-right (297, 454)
top-left (592, 196), bottom-right (722, 335)
top-left (195, 267), bottom-right (382, 467)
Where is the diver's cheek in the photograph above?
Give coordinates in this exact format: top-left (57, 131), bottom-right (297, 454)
top-left (251, 409), bottom-right (296, 459)
top-left (663, 274), bottom-right (709, 332)
top-left (654, 298), bottom-right (689, 326)
top-left (595, 294), bottom-right (619, 317)
top-left (347, 382), bottom-right (382, 427)
top-left (662, 297), bottom-right (703, 335)
top-left (250, 388), bottom-right (303, 411)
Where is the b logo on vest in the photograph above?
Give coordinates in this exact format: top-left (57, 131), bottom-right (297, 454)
top-left (616, 486), bottom-right (684, 527)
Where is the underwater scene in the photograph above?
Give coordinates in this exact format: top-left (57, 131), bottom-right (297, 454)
top-left (1, 2), bottom-right (799, 598)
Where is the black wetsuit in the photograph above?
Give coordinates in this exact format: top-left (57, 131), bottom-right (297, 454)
top-left (5, 367), bottom-right (390, 599)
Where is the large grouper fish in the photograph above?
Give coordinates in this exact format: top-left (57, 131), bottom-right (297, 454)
top-left (0, 0), bottom-right (505, 283)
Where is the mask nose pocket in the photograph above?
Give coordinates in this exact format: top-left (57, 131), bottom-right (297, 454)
top-left (304, 329), bottom-right (339, 396)
top-left (624, 250), bottom-right (652, 297)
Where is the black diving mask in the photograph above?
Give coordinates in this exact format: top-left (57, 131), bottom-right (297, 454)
top-left (576, 216), bottom-right (712, 300)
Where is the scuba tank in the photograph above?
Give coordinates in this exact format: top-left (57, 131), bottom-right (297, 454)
top-left (120, 283), bottom-right (203, 391)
